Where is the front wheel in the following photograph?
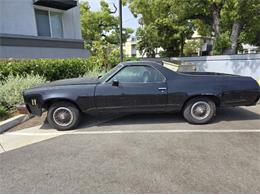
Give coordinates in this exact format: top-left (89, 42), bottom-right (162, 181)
top-left (47, 101), bottom-right (81, 130)
top-left (183, 97), bottom-right (216, 124)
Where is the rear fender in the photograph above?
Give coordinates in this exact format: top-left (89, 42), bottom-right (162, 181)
top-left (182, 93), bottom-right (222, 110)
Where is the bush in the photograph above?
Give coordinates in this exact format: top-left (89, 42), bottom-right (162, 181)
top-left (0, 58), bottom-right (94, 81)
top-left (0, 74), bottom-right (46, 109)
top-left (213, 32), bottom-right (231, 55)
top-left (184, 40), bottom-right (202, 56)
top-left (83, 66), bottom-right (106, 78)
top-left (0, 106), bottom-right (8, 117)
top-left (0, 57), bottom-right (138, 82)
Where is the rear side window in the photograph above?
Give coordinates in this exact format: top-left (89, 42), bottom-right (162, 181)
top-left (110, 65), bottom-right (165, 83)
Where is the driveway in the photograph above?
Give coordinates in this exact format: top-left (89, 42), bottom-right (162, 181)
top-left (0, 106), bottom-right (260, 193)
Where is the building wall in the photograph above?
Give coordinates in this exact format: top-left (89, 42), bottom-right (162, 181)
top-left (0, 0), bottom-right (88, 58)
top-left (171, 54), bottom-right (260, 81)
top-left (0, 46), bottom-right (89, 59)
top-left (123, 41), bottom-right (134, 57)
top-left (0, 33), bottom-right (89, 59)
top-left (123, 38), bottom-right (144, 58)
top-left (0, 0), bottom-right (82, 40)
top-left (62, 5), bottom-right (82, 40)
top-left (0, 0), bottom-right (38, 36)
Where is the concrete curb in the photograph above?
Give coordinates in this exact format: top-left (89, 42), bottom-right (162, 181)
top-left (0, 114), bottom-right (33, 134)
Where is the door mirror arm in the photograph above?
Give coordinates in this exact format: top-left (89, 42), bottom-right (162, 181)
top-left (112, 79), bottom-right (119, 87)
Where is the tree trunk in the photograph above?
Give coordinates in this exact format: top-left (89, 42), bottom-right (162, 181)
top-left (212, 3), bottom-right (221, 38)
top-left (230, 21), bottom-right (241, 54)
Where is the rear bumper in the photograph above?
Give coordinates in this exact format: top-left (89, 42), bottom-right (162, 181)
top-left (221, 88), bottom-right (260, 106)
top-left (255, 87), bottom-right (260, 104)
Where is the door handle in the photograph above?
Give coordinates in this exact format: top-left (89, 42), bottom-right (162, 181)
top-left (158, 87), bottom-right (167, 91)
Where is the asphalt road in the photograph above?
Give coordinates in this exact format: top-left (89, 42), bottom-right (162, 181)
top-left (1, 106), bottom-right (260, 193)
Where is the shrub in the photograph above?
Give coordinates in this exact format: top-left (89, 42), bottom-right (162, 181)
top-left (213, 32), bottom-right (231, 55)
top-left (0, 106), bottom-right (8, 117)
top-left (183, 40), bottom-right (202, 56)
top-left (0, 74), bottom-right (46, 109)
top-left (0, 58), bottom-right (94, 81)
top-left (83, 66), bottom-right (106, 78)
top-left (0, 57), bottom-right (138, 82)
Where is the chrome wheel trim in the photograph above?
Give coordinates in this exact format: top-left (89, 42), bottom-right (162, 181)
top-left (53, 107), bottom-right (74, 127)
top-left (191, 101), bottom-right (211, 120)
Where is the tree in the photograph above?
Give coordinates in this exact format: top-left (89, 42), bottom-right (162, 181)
top-left (80, 1), bottom-right (133, 67)
top-left (128, 0), bottom-right (194, 57)
top-left (136, 25), bottom-right (160, 58)
top-left (173, 0), bottom-right (260, 54)
top-left (172, 0), bottom-right (226, 38)
top-left (221, 0), bottom-right (260, 54)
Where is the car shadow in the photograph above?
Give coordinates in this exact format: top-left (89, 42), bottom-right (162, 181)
top-left (39, 107), bottom-right (259, 131)
top-left (214, 107), bottom-right (260, 122)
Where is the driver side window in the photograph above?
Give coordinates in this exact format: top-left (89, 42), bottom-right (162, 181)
top-left (110, 65), bottom-right (165, 83)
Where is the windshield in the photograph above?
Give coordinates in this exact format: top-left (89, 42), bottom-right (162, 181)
top-left (99, 64), bottom-right (123, 82)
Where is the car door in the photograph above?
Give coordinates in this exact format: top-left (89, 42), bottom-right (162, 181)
top-left (95, 65), bottom-right (168, 113)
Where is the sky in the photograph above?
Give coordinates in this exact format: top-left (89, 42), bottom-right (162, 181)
top-left (79, 0), bottom-right (139, 33)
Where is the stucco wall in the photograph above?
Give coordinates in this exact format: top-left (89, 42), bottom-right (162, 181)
top-left (0, 0), bottom-right (38, 36)
top-left (171, 54), bottom-right (260, 81)
top-left (0, 0), bottom-right (82, 40)
top-left (63, 4), bottom-right (82, 39)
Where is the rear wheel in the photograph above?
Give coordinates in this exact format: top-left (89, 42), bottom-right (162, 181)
top-left (183, 97), bottom-right (216, 124)
top-left (47, 101), bottom-right (81, 130)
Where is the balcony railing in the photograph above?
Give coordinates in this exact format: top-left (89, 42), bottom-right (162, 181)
top-left (33, 0), bottom-right (77, 10)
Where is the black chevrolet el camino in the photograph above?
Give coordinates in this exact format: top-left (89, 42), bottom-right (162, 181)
top-left (23, 61), bottom-right (260, 130)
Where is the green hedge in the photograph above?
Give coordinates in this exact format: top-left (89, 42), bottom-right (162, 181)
top-left (0, 56), bottom-right (138, 82)
top-left (0, 58), bottom-right (95, 81)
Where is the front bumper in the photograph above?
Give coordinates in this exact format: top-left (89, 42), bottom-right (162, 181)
top-left (25, 103), bottom-right (43, 116)
top-left (23, 91), bottom-right (44, 116)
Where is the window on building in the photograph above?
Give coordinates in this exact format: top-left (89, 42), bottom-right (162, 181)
top-left (35, 9), bottom-right (63, 38)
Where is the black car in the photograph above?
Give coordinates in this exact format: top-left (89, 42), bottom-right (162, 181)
top-left (23, 61), bottom-right (260, 130)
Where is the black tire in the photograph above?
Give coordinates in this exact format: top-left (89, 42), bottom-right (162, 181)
top-left (47, 101), bottom-right (81, 130)
top-left (183, 97), bottom-right (216, 124)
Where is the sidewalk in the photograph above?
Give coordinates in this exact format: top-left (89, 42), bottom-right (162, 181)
top-left (0, 125), bottom-right (67, 153)
top-left (0, 114), bottom-right (119, 153)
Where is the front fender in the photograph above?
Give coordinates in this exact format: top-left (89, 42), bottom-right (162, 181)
top-left (41, 85), bottom-right (96, 113)
top-left (23, 85), bottom-right (96, 115)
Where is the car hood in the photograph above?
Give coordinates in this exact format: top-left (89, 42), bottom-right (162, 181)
top-left (27, 77), bottom-right (99, 91)
top-left (43, 77), bottom-right (99, 87)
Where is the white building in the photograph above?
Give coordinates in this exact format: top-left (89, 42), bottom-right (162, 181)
top-left (123, 37), bottom-right (163, 58)
top-left (0, 0), bottom-right (89, 59)
top-left (186, 31), bottom-right (214, 56)
top-left (123, 37), bottom-right (143, 58)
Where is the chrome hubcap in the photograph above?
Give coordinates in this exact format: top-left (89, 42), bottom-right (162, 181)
top-left (191, 101), bottom-right (211, 120)
top-left (53, 107), bottom-right (74, 127)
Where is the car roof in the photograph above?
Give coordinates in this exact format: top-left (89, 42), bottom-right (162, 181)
top-left (120, 61), bottom-right (163, 67)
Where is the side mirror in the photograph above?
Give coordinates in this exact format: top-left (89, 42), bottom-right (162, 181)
top-left (112, 79), bottom-right (119, 87)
